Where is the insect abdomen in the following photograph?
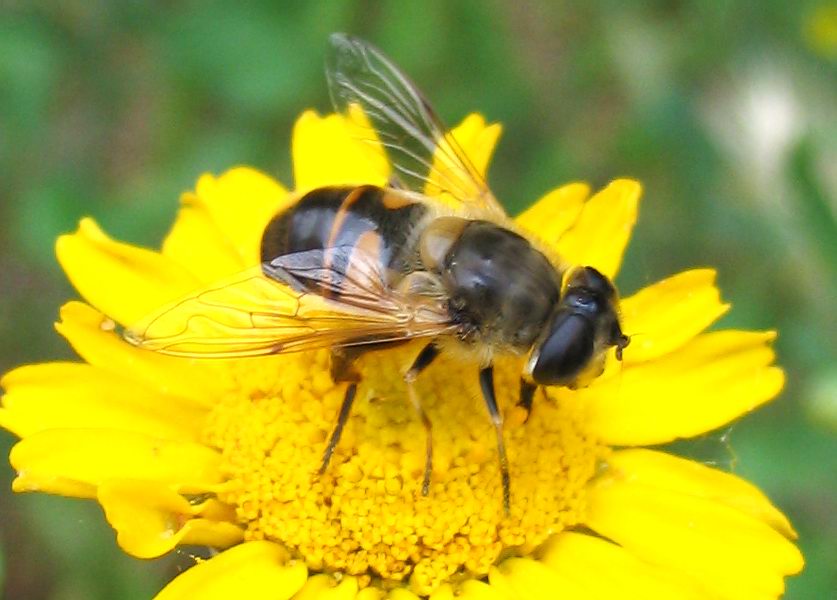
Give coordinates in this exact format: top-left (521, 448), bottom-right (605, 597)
top-left (260, 185), bottom-right (428, 293)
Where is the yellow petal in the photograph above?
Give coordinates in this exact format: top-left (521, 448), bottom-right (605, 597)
top-left (446, 114), bottom-right (502, 181)
top-left (424, 114), bottom-right (502, 208)
top-left (10, 428), bottom-right (223, 498)
top-left (620, 269), bottom-right (730, 363)
top-left (486, 566), bottom-right (519, 600)
top-left (493, 557), bottom-right (584, 600)
top-left (162, 202), bottom-right (245, 281)
top-left (580, 330), bottom-right (784, 445)
top-left (585, 471), bottom-right (804, 600)
top-left (515, 182), bottom-right (590, 247)
top-left (356, 587), bottom-right (384, 600)
top-left (0, 362), bottom-right (204, 441)
top-left (428, 585), bottom-right (454, 600)
top-left (387, 589), bottom-right (421, 600)
top-left (193, 167), bottom-right (290, 266)
top-left (456, 579), bottom-right (507, 600)
top-left (55, 302), bottom-right (226, 407)
top-left (293, 110), bottom-right (389, 192)
top-left (56, 218), bottom-right (200, 326)
top-left (98, 479), bottom-right (242, 558)
top-left (540, 532), bottom-right (709, 600)
top-left (554, 179), bottom-right (641, 278)
top-left (292, 573), bottom-right (359, 600)
top-left (154, 541), bottom-right (307, 600)
top-left (605, 449), bottom-right (796, 538)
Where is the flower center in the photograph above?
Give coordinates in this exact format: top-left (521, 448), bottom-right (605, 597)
top-left (202, 344), bottom-right (605, 595)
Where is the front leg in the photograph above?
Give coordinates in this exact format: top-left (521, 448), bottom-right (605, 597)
top-left (479, 365), bottom-right (511, 515)
top-left (518, 378), bottom-right (537, 422)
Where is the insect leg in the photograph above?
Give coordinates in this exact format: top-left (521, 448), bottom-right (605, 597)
top-left (404, 342), bottom-right (440, 496)
top-left (320, 349), bottom-right (362, 475)
top-left (319, 383), bottom-right (358, 474)
top-left (517, 378), bottom-right (537, 423)
top-left (479, 365), bottom-right (511, 514)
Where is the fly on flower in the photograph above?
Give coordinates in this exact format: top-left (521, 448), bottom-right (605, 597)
top-left (124, 33), bottom-right (630, 512)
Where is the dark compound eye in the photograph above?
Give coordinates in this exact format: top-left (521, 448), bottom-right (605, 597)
top-left (531, 311), bottom-right (595, 386)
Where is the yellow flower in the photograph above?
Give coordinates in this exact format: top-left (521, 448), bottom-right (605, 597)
top-left (1, 111), bottom-right (803, 599)
top-left (804, 4), bottom-right (837, 60)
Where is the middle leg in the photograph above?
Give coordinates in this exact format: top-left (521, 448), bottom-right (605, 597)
top-left (479, 365), bottom-right (511, 515)
top-left (403, 341), bottom-right (440, 496)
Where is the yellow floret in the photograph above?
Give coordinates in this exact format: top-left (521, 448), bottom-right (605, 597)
top-left (203, 344), bottom-right (604, 595)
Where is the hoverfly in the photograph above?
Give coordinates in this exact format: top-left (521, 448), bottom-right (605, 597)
top-left (125, 33), bottom-right (630, 513)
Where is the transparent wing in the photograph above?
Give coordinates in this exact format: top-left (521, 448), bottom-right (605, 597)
top-left (125, 254), bottom-right (453, 359)
top-left (326, 33), bottom-right (506, 218)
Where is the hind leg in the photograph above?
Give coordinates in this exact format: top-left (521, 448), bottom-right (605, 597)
top-left (319, 349), bottom-right (362, 474)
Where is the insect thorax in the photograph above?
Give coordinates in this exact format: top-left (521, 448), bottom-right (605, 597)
top-left (438, 221), bottom-right (561, 352)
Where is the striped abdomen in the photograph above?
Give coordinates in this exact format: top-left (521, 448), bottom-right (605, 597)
top-left (260, 185), bottom-right (430, 295)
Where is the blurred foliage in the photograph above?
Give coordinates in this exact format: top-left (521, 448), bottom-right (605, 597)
top-left (0, 1), bottom-right (835, 598)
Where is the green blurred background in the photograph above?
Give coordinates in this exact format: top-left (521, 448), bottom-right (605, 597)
top-left (1, 2), bottom-right (835, 598)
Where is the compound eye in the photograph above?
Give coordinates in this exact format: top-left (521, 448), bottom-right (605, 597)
top-left (530, 311), bottom-right (595, 386)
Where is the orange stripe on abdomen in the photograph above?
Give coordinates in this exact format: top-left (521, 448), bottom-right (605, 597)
top-left (260, 185), bottom-right (428, 297)
top-left (325, 186), bottom-right (372, 252)
top-left (322, 187), bottom-right (380, 296)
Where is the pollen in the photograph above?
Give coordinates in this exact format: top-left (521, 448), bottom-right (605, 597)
top-left (202, 344), bottom-right (605, 595)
